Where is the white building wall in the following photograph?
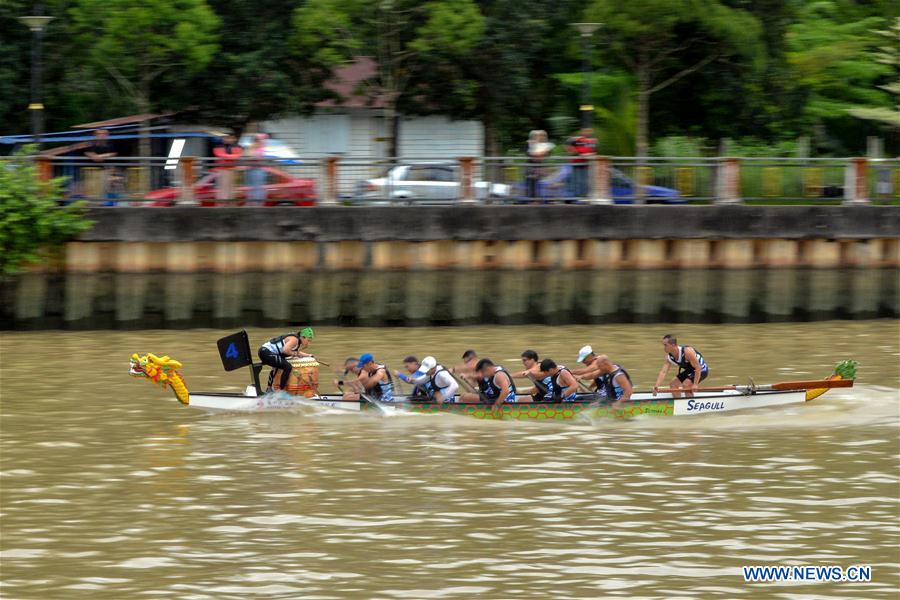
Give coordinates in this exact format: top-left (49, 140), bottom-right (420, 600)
top-left (262, 111), bottom-right (485, 196)
top-left (397, 116), bottom-right (483, 159)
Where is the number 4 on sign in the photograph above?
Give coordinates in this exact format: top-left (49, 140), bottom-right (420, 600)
top-left (226, 343), bottom-right (239, 359)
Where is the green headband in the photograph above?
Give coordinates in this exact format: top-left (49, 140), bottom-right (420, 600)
top-left (299, 327), bottom-right (315, 340)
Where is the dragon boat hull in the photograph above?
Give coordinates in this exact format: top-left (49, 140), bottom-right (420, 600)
top-left (184, 388), bottom-right (812, 420)
top-left (130, 331), bottom-right (856, 421)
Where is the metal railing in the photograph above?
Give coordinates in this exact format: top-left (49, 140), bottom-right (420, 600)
top-left (3, 154), bottom-right (897, 205)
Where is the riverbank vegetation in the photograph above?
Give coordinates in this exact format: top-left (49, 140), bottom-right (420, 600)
top-left (0, 147), bottom-right (92, 274)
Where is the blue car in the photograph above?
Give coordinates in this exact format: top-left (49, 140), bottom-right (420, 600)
top-left (514, 165), bottom-right (684, 204)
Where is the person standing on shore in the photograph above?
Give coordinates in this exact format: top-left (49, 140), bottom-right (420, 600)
top-left (525, 130), bottom-right (553, 200)
top-left (247, 133), bottom-right (268, 204)
top-left (213, 134), bottom-right (243, 203)
top-left (83, 129), bottom-right (117, 201)
top-left (565, 128), bottom-right (596, 198)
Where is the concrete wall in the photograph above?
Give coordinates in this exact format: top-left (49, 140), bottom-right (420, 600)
top-left (81, 205), bottom-right (900, 243)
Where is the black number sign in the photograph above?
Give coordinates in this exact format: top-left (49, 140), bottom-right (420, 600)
top-left (217, 330), bottom-right (253, 371)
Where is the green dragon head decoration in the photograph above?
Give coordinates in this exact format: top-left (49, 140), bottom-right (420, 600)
top-left (834, 359), bottom-right (858, 380)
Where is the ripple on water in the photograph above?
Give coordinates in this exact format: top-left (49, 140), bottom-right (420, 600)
top-left (1, 324), bottom-right (899, 598)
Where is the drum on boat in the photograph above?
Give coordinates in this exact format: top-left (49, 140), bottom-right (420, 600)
top-left (285, 357), bottom-right (320, 397)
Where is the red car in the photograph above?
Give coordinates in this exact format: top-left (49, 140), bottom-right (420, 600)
top-left (144, 166), bottom-right (317, 206)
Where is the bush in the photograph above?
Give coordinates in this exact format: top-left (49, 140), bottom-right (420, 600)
top-left (0, 147), bottom-right (93, 275)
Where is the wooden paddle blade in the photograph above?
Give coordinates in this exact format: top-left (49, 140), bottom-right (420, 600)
top-left (770, 379), bottom-right (854, 391)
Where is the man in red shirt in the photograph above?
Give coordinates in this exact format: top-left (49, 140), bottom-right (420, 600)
top-left (565, 128), bottom-right (597, 199)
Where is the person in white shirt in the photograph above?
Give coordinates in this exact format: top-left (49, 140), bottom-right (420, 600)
top-left (408, 356), bottom-right (458, 403)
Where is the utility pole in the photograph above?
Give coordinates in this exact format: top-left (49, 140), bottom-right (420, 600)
top-left (572, 23), bottom-right (601, 129)
top-left (20, 3), bottom-right (54, 149)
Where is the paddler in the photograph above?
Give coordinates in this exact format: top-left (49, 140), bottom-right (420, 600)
top-left (334, 357), bottom-right (361, 398)
top-left (538, 359), bottom-right (579, 402)
top-left (460, 358), bottom-right (517, 407)
top-left (258, 326), bottom-right (315, 392)
top-left (409, 356), bottom-right (458, 403)
top-left (450, 349), bottom-right (480, 388)
top-left (511, 349), bottom-right (552, 402)
top-left (394, 356), bottom-right (426, 398)
top-left (653, 334), bottom-right (708, 398)
top-left (587, 355), bottom-right (633, 408)
top-left (356, 353), bottom-right (395, 402)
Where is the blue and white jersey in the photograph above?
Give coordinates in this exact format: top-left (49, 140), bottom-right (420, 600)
top-left (594, 365), bottom-right (632, 400)
top-left (478, 367), bottom-right (517, 403)
top-left (369, 365), bottom-right (394, 402)
top-left (667, 345), bottom-right (707, 373)
top-left (262, 333), bottom-right (296, 354)
top-left (550, 366), bottom-right (577, 402)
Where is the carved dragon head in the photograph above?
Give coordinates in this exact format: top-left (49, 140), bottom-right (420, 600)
top-left (129, 353), bottom-right (190, 404)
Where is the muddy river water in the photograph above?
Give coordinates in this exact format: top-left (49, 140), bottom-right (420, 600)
top-left (1, 322), bottom-right (898, 598)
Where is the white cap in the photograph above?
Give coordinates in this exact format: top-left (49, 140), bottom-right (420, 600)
top-left (577, 345), bottom-right (594, 362)
top-left (415, 356), bottom-right (437, 376)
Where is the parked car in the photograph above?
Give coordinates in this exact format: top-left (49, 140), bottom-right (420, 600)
top-left (512, 165), bottom-right (683, 204)
top-left (354, 163), bottom-right (510, 203)
top-left (143, 166), bottom-right (316, 206)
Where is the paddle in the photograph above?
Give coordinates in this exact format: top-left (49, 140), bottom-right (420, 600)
top-left (337, 380), bottom-right (390, 412)
top-left (651, 378), bottom-right (853, 395)
top-left (449, 373), bottom-right (498, 406)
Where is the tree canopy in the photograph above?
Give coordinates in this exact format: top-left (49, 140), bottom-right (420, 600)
top-left (0, 0), bottom-right (895, 156)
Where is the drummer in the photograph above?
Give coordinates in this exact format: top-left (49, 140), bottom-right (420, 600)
top-left (258, 326), bottom-right (315, 393)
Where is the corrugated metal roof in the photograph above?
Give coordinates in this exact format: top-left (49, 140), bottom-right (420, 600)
top-left (73, 113), bottom-right (174, 128)
top-left (316, 57), bottom-right (388, 109)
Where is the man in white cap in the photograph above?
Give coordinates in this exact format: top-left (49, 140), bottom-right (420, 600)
top-left (571, 344), bottom-right (607, 391)
top-left (572, 345), bottom-right (599, 375)
top-left (407, 356), bottom-right (458, 403)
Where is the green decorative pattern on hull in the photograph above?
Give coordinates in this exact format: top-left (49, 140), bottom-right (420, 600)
top-left (405, 399), bottom-right (675, 420)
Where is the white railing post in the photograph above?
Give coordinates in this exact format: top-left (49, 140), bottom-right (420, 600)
top-left (319, 155), bottom-right (339, 205)
top-left (715, 157), bottom-right (742, 204)
top-left (843, 157), bottom-right (869, 204)
top-left (589, 155), bottom-right (612, 204)
top-left (458, 156), bottom-right (476, 203)
top-left (178, 156), bottom-right (196, 205)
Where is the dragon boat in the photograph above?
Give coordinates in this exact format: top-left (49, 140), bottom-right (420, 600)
top-left (129, 331), bottom-right (856, 421)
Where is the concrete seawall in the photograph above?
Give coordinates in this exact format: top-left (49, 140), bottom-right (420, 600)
top-left (55, 205), bottom-right (900, 272)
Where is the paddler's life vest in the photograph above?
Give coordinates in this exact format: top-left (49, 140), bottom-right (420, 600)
top-left (549, 366), bottom-right (577, 402)
top-left (528, 372), bottom-right (553, 402)
top-left (667, 345), bottom-right (707, 374)
top-left (426, 366), bottom-right (452, 400)
top-left (262, 332), bottom-right (298, 354)
top-left (369, 364), bottom-right (394, 401)
top-left (478, 367), bottom-right (517, 402)
top-left (595, 365), bottom-right (632, 400)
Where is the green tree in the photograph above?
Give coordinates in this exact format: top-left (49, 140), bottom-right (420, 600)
top-left (0, 1), bottom-right (33, 136)
top-left (786, 1), bottom-right (891, 145)
top-left (0, 148), bottom-right (93, 275)
top-left (293, 0), bottom-right (485, 156)
top-left (585, 0), bottom-right (763, 157)
top-left (70, 0), bottom-right (220, 154)
top-left (848, 17), bottom-right (900, 129)
top-left (189, 0), bottom-right (332, 133)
